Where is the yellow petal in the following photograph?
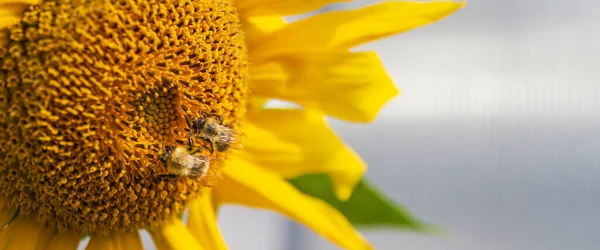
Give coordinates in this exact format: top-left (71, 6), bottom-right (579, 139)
top-left (235, 0), bottom-right (350, 17)
top-left (249, 62), bottom-right (288, 87)
top-left (33, 227), bottom-right (55, 250)
top-left (250, 51), bottom-right (398, 122)
top-left (45, 232), bottom-right (81, 250)
top-left (2, 216), bottom-right (53, 250)
top-left (86, 232), bottom-right (143, 250)
top-left (242, 16), bottom-right (286, 46)
top-left (249, 1), bottom-right (464, 61)
top-left (0, 16), bottom-right (20, 26)
top-left (215, 157), bottom-right (372, 250)
top-left (0, 201), bottom-right (17, 227)
top-left (0, 0), bottom-right (41, 29)
top-left (0, 0), bottom-right (40, 4)
top-left (249, 96), bottom-right (269, 112)
top-left (149, 217), bottom-right (205, 250)
top-left (0, 227), bottom-right (8, 249)
top-left (241, 109), bottom-right (365, 199)
top-left (187, 190), bottom-right (227, 250)
top-left (148, 229), bottom-right (173, 250)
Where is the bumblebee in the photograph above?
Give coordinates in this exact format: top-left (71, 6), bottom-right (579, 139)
top-left (188, 112), bottom-right (245, 153)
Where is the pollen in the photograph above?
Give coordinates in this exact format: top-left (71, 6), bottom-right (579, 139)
top-left (0, 0), bottom-right (248, 235)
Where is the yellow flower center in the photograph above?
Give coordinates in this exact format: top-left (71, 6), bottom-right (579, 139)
top-left (0, 0), bottom-right (248, 235)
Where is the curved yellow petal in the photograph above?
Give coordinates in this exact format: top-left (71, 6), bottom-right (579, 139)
top-left (86, 231), bottom-right (143, 250)
top-left (0, 0), bottom-right (42, 29)
top-left (149, 217), bottom-right (205, 250)
top-left (249, 1), bottom-right (464, 61)
top-left (187, 189), bottom-right (228, 250)
top-left (2, 216), bottom-right (53, 250)
top-left (215, 157), bottom-right (372, 250)
top-left (243, 16), bottom-right (286, 46)
top-left (235, 0), bottom-right (349, 17)
top-left (148, 229), bottom-right (173, 250)
top-left (45, 232), bottom-right (81, 250)
top-left (241, 109), bottom-right (365, 200)
top-left (250, 51), bottom-right (398, 122)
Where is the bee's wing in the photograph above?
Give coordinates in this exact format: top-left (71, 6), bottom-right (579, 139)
top-left (232, 133), bottom-right (247, 150)
top-left (187, 154), bottom-right (209, 166)
top-left (187, 154), bottom-right (209, 178)
top-left (219, 127), bottom-right (246, 150)
top-left (205, 156), bottom-right (226, 184)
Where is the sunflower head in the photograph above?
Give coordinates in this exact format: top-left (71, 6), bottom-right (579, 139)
top-left (0, 0), bottom-right (248, 235)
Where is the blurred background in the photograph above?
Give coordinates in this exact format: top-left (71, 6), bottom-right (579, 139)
top-left (218, 1), bottom-right (600, 249)
top-left (82, 0), bottom-right (600, 249)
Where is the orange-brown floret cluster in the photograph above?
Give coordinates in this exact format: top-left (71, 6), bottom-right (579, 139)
top-left (0, 0), bottom-right (248, 235)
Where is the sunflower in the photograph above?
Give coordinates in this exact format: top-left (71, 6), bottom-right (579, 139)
top-left (0, 0), bottom-right (463, 249)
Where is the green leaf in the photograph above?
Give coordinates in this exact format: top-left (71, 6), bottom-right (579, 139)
top-left (288, 174), bottom-right (432, 232)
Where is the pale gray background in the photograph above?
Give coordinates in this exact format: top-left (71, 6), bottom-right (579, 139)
top-left (78, 0), bottom-right (600, 249)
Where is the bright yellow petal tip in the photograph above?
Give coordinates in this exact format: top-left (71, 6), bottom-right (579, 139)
top-left (216, 157), bottom-right (373, 250)
top-left (250, 51), bottom-right (399, 122)
top-left (248, 1), bottom-right (465, 61)
top-left (242, 109), bottom-right (366, 199)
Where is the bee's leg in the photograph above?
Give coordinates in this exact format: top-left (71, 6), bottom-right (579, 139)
top-left (216, 142), bottom-right (228, 152)
top-left (189, 147), bottom-right (202, 155)
top-left (216, 115), bottom-right (223, 124)
top-left (183, 108), bottom-right (194, 128)
top-left (205, 139), bottom-right (215, 153)
top-left (155, 173), bottom-right (170, 179)
top-left (187, 131), bottom-right (194, 150)
top-left (201, 112), bottom-right (209, 126)
top-left (155, 173), bottom-right (178, 179)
